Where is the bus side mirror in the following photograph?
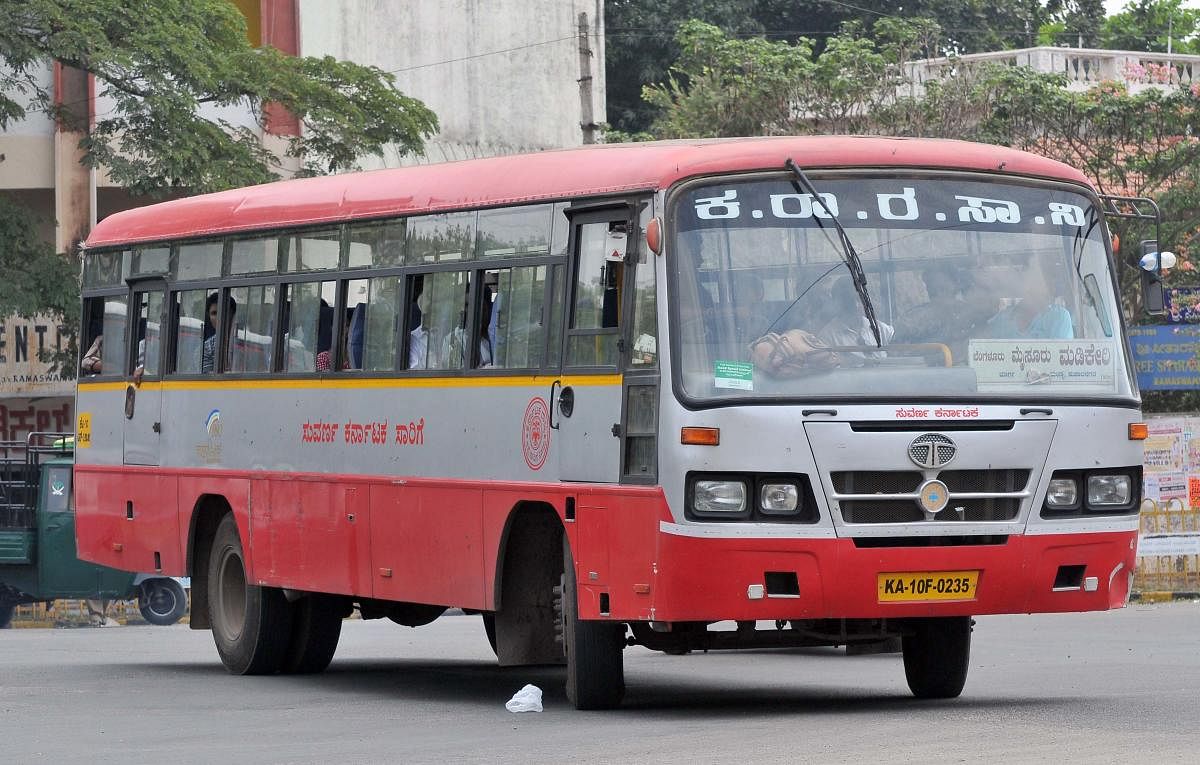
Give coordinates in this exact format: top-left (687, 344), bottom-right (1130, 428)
top-left (1141, 239), bottom-right (1166, 315)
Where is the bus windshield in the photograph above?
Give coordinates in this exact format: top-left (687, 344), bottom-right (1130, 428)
top-left (671, 174), bottom-right (1134, 403)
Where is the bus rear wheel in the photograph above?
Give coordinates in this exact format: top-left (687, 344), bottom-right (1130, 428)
top-left (902, 616), bottom-right (972, 699)
top-left (560, 539), bottom-right (625, 710)
top-left (208, 514), bottom-right (293, 675)
top-left (0, 603), bottom-right (13, 629)
top-left (281, 594), bottom-right (344, 674)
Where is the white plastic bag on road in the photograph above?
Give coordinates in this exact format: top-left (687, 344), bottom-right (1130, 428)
top-left (505, 683), bottom-right (543, 713)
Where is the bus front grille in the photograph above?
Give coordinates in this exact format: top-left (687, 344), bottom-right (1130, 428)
top-left (839, 498), bottom-right (1022, 524)
top-left (832, 469), bottom-right (1030, 494)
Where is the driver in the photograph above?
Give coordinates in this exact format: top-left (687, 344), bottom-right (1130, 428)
top-left (815, 276), bottom-right (894, 365)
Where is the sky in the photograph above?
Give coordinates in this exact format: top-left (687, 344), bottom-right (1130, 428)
top-left (1103, 0), bottom-right (1200, 14)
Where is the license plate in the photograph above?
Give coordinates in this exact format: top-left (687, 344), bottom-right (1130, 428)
top-left (877, 570), bottom-right (979, 602)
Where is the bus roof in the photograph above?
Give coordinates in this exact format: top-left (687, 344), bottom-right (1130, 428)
top-left (86, 136), bottom-right (1091, 249)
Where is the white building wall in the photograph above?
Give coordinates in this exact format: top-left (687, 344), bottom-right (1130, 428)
top-left (297, 0), bottom-right (605, 166)
top-left (0, 61), bottom-right (56, 189)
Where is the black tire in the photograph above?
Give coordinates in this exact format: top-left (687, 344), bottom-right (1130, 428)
top-left (482, 613), bottom-right (498, 657)
top-left (208, 514), bottom-right (293, 675)
top-left (0, 603), bottom-right (13, 629)
top-left (902, 616), bottom-right (972, 699)
top-left (138, 578), bottom-right (189, 626)
top-left (561, 538), bottom-right (625, 710)
top-left (281, 595), bottom-right (343, 675)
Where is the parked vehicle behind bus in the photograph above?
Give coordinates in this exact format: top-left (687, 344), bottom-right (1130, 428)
top-left (0, 433), bottom-right (188, 628)
top-left (73, 137), bottom-right (1155, 707)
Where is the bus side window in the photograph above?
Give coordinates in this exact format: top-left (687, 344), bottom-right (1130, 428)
top-left (131, 289), bottom-right (164, 378)
top-left (566, 220), bottom-right (625, 367)
top-left (173, 289), bottom-right (213, 374)
top-left (486, 265), bottom-right (549, 369)
top-left (282, 281), bottom-right (335, 373)
top-left (351, 276), bottom-right (401, 371)
top-left (629, 210), bottom-right (657, 368)
top-left (227, 284), bottom-right (277, 373)
top-left (405, 271), bottom-right (472, 371)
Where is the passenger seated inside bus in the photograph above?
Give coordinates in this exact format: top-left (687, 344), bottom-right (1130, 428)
top-left (981, 262), bottom-right (1074, 340)
top-left (80, 334), bottom-right (103, 375)
top-left (202, 293), bottom-right (237, 373)
top-left (408, 278), bottom-right (431, 369)
top-left (895, 266), bottom-right (994, 360)
top-left (732, 272), bottom-right (773, 342)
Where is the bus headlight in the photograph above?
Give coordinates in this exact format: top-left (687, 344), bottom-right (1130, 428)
top-left (759, 482), bottom-right (799, 514)
top-left (1046, 478), bottom-right (1079, 508)
top-left (1087, 474), bottom-right (1132, 507)
top-left (693, 480), bottom-right (748, 515)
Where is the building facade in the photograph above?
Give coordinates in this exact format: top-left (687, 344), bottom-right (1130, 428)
top-left (0, 0), bottom-right (605, 440)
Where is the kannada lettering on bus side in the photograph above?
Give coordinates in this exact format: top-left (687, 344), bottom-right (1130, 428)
top-left (300, 418), bottom-right (426, 446)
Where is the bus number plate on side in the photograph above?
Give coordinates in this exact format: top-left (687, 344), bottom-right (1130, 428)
top-left (877, 571), bottom-right (979, 603)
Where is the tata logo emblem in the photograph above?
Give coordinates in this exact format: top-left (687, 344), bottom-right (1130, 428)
top-left (908, 433), bottom-right (957, 469)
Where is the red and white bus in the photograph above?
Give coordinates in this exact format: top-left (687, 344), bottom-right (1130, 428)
top-left (75, 137), bottom-right (1150, 708)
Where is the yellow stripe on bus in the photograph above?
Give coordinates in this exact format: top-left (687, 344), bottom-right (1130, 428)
top-left (77, 374), bottom-right (622, 393)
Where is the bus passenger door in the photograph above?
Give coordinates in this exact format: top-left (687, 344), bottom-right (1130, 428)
top-left (555, 211), bottom-right (630, 483)
top-left (123, 280), bottom-right (166, 466)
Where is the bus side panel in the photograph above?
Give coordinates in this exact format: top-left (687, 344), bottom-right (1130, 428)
top-left (177, 474), bottom-right (253, 580)
top-left (369, 483), bottom-right (486, 609)
top-left (571, 491), bottom-right (665, 622)
top-left (74, 467), bottom-right (184, 576)
top-left (248, 478), bottom-right (373, 597)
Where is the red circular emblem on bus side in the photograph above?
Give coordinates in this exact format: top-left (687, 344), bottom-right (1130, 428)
top-left (522, 397), bottom-right (551, 470)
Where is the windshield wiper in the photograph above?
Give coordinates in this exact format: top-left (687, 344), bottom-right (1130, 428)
top-left (785, 158), bottom-right (883, 348)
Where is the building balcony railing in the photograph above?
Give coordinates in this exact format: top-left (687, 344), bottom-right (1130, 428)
top-left (904, 46), bottom-right (1200, 96)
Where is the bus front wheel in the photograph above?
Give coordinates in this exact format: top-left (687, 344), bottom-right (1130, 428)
top-left (902, 616), bottom-right (972, 699)
top-left (560, 538), bottom-right (625, 709)
top-left (208, 514), bottom-right (293, 675)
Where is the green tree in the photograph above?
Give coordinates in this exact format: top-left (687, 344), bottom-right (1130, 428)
top-left (605, 0), bottom-right (766, 135)
top-left (0, 0), bottom-right (439, 373)
top-left (641, 19), bottom-right (940, 139)
top-left (1041, 0), bottom-right (1108, 46)
top-left (1101, 0), bottom-right (1200, 53)
top-left (606, 0), bottom-right (1058, 134)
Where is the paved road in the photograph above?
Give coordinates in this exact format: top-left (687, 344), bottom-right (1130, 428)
top-left (2, 603), bottom-right (1198, 764)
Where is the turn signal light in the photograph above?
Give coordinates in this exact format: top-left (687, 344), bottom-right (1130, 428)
top-left (681, 427), bottom-right (720, 446)
top-left (1128, 423), bottom-right (1148, 440)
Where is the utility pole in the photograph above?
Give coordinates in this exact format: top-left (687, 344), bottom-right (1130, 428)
top-left (577, 11), bottom-right (597, 145)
